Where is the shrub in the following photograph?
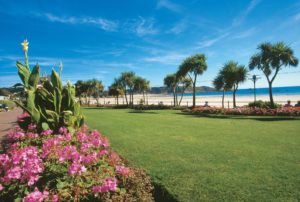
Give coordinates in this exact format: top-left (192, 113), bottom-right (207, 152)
top-left (183, 106), bottom-right (300, 116)
top-left (0, 40), bottom-right (154, 201)
top-left (0, 100), bottom-right (16, 110)
top-left (248, 100), bottom-right (281, 109)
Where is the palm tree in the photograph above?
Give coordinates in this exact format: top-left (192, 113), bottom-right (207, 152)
top-left (213, 74), bottom-right (226, 108)
top-left (221, 61), bottom-right (248, 108)
top-left (177, 76), bottom-right (192, 106)
top-left (249, 42), bottom-right (298, 107)
top-left (164, 74), bottom-right (178, 106)
top-left (134, 77), bottom-right (150, 103)
top-left (89, 79), bottom-right (104, 106)
top-left (177, 54), bottom-right (207, 107)
top-left (120, 71), bottom-right (136, 106)
top-left (75, 80), bottom-right (88, 105)
top-left (109, 80), bottom-right (124, 105)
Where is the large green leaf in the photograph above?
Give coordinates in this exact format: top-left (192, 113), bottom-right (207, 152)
top-left (16, 61), bottom-right (30, 87)
top-left (28, 64), bottom-right (40, 89)
top-left (45, 110), bottom-right (59, 124)
top-left (27, 90), bottom-right (40, 122)
top-left (51, 69), bottom-right (62, 91)
top-left (54, 87), bottom-right (62, 113)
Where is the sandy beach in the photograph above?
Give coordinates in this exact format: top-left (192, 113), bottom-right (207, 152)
top-left (86, 94), bottom-right (300, 108)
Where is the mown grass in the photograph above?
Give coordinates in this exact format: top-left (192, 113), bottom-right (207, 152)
top-left (83, 108), bottom-right (300, 202)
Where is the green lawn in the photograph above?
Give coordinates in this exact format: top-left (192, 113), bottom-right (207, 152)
top-left (83, 108), bottom-right (300, 202)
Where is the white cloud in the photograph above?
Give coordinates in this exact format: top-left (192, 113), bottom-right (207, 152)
top-left (43, 13), bottom-right (118, 32)
top-left (293, 12), bottom-right (300, 21)
top-left (157, 0), bottom-right (182, 13)
top-left (231, 27), bottom-right (257, 39)
top-left (143, 52), bottom-right (188, 64)
top-left (168, 19), bottom-right (187, 34)
top-left (232, 0), bottom-right (261, 27)
top-left (197, 33), bottom-right (230, 49)
top-left (127, 17), bottom-right (159, 37)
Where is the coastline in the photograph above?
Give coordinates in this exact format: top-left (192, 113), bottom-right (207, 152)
top-left (87, 93), bottom-right (300, 108)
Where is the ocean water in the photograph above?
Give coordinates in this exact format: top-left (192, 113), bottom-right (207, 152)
top-left (183, 86), bottom-right (300, 97)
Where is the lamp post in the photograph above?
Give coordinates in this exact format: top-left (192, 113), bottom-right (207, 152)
top-left (249, 75), bottom-right (261, 102)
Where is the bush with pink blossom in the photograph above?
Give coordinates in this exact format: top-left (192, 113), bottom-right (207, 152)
top-left (183, 106), bottom-right (300, 116)
top-left (0, 40), bottom-right (154, 201)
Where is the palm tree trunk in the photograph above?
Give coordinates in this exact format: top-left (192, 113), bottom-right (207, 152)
top-left (222, 90), bottom-right (225, 108)
top-left (117, 95), bottom-right (119, 105)
top-left (233, 87), bottom-right (237, 108)
top-left (192, 81), bottom-right (196, 108)
top-left (268, 81), bottom-right (274, 107)
top-left (173, 87), bottom-right (176, 107)
top-left (124, 90), bottom-right (128, 105)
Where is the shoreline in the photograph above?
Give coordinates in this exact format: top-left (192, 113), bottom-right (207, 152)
top-left (86, 93), bottom-right (300, 108)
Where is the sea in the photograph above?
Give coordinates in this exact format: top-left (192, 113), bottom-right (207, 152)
top-left (183, 86), bottom-right (300, 97)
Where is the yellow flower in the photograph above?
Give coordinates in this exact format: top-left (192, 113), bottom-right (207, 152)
top-left (21, 39), bottom-right (29, 52)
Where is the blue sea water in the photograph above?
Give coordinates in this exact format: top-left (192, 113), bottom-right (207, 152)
top-left (183, 86), bottom-right (300, 97)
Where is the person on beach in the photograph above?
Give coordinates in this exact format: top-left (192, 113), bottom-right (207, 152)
top-left (284, 100), bottom-right (292, 107)
top-left (295, 101), bottom-right (300, 107)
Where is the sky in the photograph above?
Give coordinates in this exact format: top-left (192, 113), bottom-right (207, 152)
top-left (0, 0), bottom-right (300, 89)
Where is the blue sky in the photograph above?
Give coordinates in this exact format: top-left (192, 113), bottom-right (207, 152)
top-left (0, 0), bottom-right (300, 89)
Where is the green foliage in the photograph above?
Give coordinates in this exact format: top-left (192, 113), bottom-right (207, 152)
top-left (248, 100), bottom-right (282, 109)
top-left (15, 53), bottom-right (84, 131)
top-left (0, 100), bottom-right (16, 110)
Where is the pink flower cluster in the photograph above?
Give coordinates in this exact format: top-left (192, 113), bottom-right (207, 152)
top-left (0, 146), bottom-right (44, 186)
top-left (23, 187), bottom-right (59, 202)
top-left (116, 165), bottom-right (131, 176)
top-left (23, 187), bottom-right (49, 202)
top-left (184, 106), bottom-right (300, 116)
top-left (17, 112), bottom-right (30, 123)
top-left (92, 177), bottom-right (117, 193)
top-left (41, 128), bottom-right (114, 176)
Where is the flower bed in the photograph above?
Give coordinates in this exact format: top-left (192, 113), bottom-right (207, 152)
top-left (0, 40), bottom-right (154, 201)
top-left (0, 117), bottom-right (154, 201)
top-left (183, 106), bottom-right (300, 116)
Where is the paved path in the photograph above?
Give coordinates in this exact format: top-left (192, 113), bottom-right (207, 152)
top-left (0, 108), bottom-right (22, 140)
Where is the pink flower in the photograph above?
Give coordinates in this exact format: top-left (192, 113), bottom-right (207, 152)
top-left (52, 194), bottom-right (59, 202)
top-left (6, 166), bottom-right (21, 179)
top-left (92, 177), bottom-right (117, 193)
top-left (8, 130), bottom-right (25, 140)
top-left (76, 132), bottom-right (88, 143)
top-left (27, 132), bottom-right (39, 139)
top-left (58, 145), bottom-right (79, 162)
top-left (116, 165), bottom-right (131, 176)
top-left (68, 162), bottom-right (86, 175)
top-left (41, 129), bottom-right (53, 136)
top-left (98, 150), bottom-right (108, 157)
top-left (28, 123), bottom-right (37, 130)
top-left (23, 187), bottom-right (49, 202)
top-left (0, 184), bottom-right (4, 191)
top-left (17, 112), bottom-right (30, 122)
top-left (59, 127), bottom-right (68, 135)
top-left (64, 133), bottom-right (72, 141)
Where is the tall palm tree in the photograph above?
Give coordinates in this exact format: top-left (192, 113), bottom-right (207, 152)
top-left (177, 76), bottom-right (192, 106)
top-left (120, 71), bottom-right (136, 106)
top-left (221, 61), bottom-right (248, 108)
top-left (89, 79), bottom-right (104, 106)
top-left (164, 74), bottom-right (178, 106)
top-left (134, 77), bottom-right (150, 102)
top-left (249, 42), bottom-right (298, 107)
top-left (109, 80), bottom-right (124, 105)
top-left (177, 54), bottom-right (207, 107)
top-left (213, 74), bottom-right (226, 108)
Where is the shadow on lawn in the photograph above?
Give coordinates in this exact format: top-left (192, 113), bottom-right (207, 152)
top-left (153, 182), bottom-right (178, 202)
top-left (176, 112), bottom-right (300, 122)
top-left (128, 110), bottom-right (158, 114)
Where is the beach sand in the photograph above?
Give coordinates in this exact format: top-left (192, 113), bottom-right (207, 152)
top-left (86, 94), bottom-right (300, 108)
